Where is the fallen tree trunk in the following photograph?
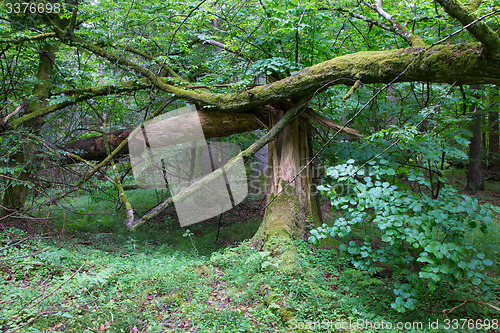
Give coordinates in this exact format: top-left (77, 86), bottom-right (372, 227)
top-left (64, 111), bottom-right (266, 161)
top-left (63, 109), bottom-right (365, 162)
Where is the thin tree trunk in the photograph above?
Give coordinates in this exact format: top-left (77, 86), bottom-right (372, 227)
top-left (465, 85), bottom-right (484, 191)
top-left (1, 42), bottom-right (56, 216)
top-left (488, 87), bottom-right (499, 177)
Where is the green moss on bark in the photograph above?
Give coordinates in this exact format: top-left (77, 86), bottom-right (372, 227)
top-left (2, 42), bottom-right (56, 216)
top-left (64, 31), bottom-right (500, 114)
top-left (254, 190), bottom-right (305, 242)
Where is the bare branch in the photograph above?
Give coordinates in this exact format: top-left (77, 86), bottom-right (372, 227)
top-left (5, 80), bottom-right (150, 130)
top-left (342, 10), bottom-right (392, 31)
top-left (432, 9), bottom-right (500, 46)
top-left (25, 262), bottom-right (85, 311)
top-left (343, 80), bottom-right (362, 101)
top-left (204, 39), bottom-right (254, 62)
top-left (370, 0), bottom-right (425, 47)
top-left (3, 105), bottom-right (24, 123)
top-left (110, 44), bottom-right (183, 79)
top-left (374, 0), bottom-right (393, 21)
top-left (41, 98), bottom-right (177, 206)
top-left (304, 109), bottom-right (365, 138)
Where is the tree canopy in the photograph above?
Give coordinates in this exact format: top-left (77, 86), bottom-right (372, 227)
top-left (1, 0), bottom-right (499, 229)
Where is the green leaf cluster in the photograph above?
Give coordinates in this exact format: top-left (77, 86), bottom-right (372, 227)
top-left (310, 159), bottom-right (496, 312)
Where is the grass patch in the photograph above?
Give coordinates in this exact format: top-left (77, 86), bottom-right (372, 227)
top-left (2, 173), bottom-right (499, 332)
top-left (1, 226), bottom-right (499, 332)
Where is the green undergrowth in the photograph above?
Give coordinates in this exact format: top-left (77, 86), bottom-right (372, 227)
top-left (36, 189), bottom-right (263, 255)
top-left (39, 189), bottom-right (173, 234)
top-left (4, 178), bottom-right (500, 332)
top-left (1, 227), bottom-right (499, 333)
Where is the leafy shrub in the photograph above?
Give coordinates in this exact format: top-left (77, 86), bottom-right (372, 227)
top-left (309, 159), bottom-right (496, 312)
top-left (247, 57), bottom-right (302, 78)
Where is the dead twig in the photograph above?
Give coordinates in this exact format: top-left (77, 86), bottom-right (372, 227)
top-left (443, 299), bottom-right (500, 318)
top-left (0, 249), bottom-right (49, 262)
top-left (25, 262), bottom-right (85, 311)
top-left (1, 262), bottom-right (81, 272)
top-left (2, 105), bottom-right (24, 123)
top-left (0, 236), bottom-right (31, 249)
top-left (10, 306), bottom-right (76, 333)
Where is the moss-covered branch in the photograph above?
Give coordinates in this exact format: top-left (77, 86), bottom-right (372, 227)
top-left (436, 0), bottom-right (500, 60)
top-left (57, 31), bottom-right (237, 107)
top-left (0, 32), bottom-right (56, 44)
top-left (5, 80), bottom-right (150, 130)
top-left (202, 43), bottom-right (500, 112)
top-left (100, 113), bottom-right (135, 227)
top-left (54, 29), bottom-right (500, 114)
top-left (61, 32), bottom-right (189, 94)
top-left (109, 44), bottom-right (183, 80)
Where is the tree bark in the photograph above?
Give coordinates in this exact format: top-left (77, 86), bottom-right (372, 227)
top-left (252, 108), bottom-right (321, 249)
top-left (465, 85), bottom-right (484, 191)
top-left (126, 98), bottom-right (310, 231)
top-left (63, 109), bottom-right (364, 162)
top-left (64, 111), bottom-right (265, 162)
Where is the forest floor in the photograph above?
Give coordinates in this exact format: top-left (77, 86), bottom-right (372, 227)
top-left (446, 169), bottom-right (500, 207)
top-left (0, 171), bottom-right (499, 332)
